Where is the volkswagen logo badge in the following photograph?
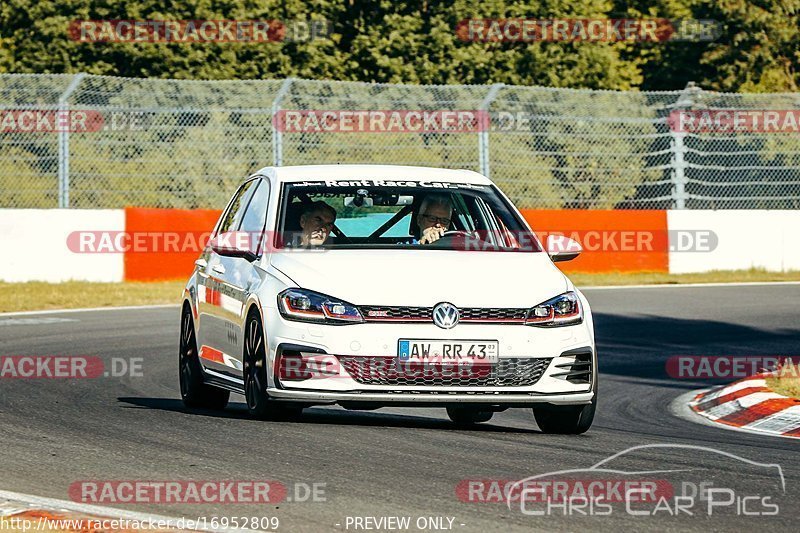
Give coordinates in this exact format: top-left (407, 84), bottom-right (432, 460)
top-left (432, 302), bottom-right (460, 329)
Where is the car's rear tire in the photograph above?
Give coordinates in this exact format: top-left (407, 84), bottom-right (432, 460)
top-left (446, 406), bottom-right (494, 425)
top-left (243, 311), bottom-right (304, 420)
top-left (179, 306), bottom-right (230, 410)
top-left (532, 392), bottom-right (596, 434)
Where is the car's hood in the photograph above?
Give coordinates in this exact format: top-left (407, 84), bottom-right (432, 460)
top-left (269, 249), bottom-right (568, 307)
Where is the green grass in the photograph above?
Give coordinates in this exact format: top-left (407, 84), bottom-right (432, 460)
top-left (569, 268), bottom-right (800, 287)
top-left (0, 281), bottom-right (185, 313)
top-left (766, 361), bottom-right (800, 400)
top-left (1, 269), bottom-right (799, 313)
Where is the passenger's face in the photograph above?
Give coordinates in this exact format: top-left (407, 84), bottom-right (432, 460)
top-left (418, 203), bottom-right (452, 232)
top-left (300, 208), bottom-right (335, 245)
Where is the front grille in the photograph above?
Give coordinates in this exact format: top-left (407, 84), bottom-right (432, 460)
top-left (359, 306), bottom-right (528, 324)
top-left (336, 356), bottom-right (551, 387)
top-left (360, 306), bottom-right (430, 321)
top-left (461, 308), bottom-right (528, 322)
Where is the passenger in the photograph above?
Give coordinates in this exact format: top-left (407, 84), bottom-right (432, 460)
top-left (299, 201), bottom-right (337, 245)
top-left (416, 194), bottom-right (453, 245)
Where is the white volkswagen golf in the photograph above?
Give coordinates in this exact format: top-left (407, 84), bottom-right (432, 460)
top-left (179, 165), bottom-right (597, 433)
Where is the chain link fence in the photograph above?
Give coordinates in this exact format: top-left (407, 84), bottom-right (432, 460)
top-left (1, 73), bottom-right (799, 210)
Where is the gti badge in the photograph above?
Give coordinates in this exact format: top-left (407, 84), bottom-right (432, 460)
top-left (432, 302), bottom-right (459, 329)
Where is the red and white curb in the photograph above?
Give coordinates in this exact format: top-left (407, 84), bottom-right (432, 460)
top-left (688, 373), bottom-right (800, 439)
top-left (0, 488), bottom-right (253, 532)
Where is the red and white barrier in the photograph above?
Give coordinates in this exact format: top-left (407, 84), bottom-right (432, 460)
top-left (1, 208), bottom-right (800, 282)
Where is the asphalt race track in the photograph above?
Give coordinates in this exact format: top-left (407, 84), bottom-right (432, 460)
top-left (1, 284), bottom-right (798, 532)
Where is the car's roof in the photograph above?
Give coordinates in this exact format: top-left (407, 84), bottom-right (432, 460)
top-left (254, 164), bottom-right (493, 186)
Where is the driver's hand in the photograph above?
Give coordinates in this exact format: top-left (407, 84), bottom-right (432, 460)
top-left (419, 226), bottom-right (446, 245)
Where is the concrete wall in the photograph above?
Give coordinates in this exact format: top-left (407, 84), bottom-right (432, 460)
top-left (1, 208), bottom-right (798, 282)
top-left (667, 210), bottom-right (800, 274)
top-left (0, 209), bottom-right (124, 282)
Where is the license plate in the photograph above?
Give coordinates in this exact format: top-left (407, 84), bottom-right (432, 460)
top-left (398, 340), bottom-right (499, 364)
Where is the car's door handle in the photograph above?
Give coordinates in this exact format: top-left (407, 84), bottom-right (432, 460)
top-left (195, 259), bottom-right (207, 269)
top-left (211, 264), bottom-right (226, 275)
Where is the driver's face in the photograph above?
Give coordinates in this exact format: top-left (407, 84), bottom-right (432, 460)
top-left (418, 203), bottom-right (452, 231)
top-left (300, 208), bottom-right (335, 245)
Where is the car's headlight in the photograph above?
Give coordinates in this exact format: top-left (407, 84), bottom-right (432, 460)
top-left (278, 288), bottom-right (363, 324)
top-left (525, 292), bottom-right (582, 327)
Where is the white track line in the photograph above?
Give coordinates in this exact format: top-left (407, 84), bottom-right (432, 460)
top-left (0, 488), bottom-right (255, 532)
top-left (582, 280), bottom-right (800, 290)
top-left (0, 304), bottom-right (177, 317)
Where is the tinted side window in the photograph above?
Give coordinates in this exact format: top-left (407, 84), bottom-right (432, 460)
top-left (216, 180), bottom-right (257, 235)
top-left (240, 180), bottom-right (270, 254)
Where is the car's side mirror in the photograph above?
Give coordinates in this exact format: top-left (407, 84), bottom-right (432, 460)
top-left (209, 231), bottom-right (258, 262)
top-left (546, 234), bottom-right (582, 262)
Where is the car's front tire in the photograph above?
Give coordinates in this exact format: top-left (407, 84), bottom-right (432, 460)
top-left (179, 306), bottom-right (230, 410)
top-left (532, 392), bottom-right (596, 434)
top-left (446, 406), bottom-right (494, 425)
top-left (243, 311), bottom-right (303, 420)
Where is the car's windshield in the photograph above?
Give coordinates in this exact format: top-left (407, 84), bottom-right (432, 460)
top-left (275, 179), bottom-right (542, 252)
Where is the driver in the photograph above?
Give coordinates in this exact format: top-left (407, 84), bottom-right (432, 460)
top-left (299, 201), bottom-right (337, 245)
top-left (416, 194), bottom-right (453, 245)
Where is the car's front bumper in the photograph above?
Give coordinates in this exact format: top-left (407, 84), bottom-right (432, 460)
top-left (268, 388), bottom-right (595, 406)
top-left (262, 304), bottom-right (596, 406)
